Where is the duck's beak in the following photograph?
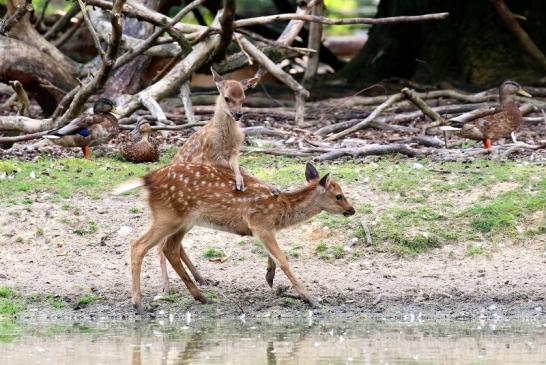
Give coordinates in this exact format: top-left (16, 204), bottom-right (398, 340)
top-left (110, 106), bottom-right (122, 117)
top-left (517, 88), bottom-right (532, 98)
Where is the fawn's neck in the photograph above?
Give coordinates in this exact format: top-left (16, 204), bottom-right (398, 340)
top-left (212, 97), bottom-right (237, 129)
top-left (276, 184), bottom-right (323, 229)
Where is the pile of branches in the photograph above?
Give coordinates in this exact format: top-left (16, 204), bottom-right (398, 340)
top-left (0, 0), bottom-right (448, 144)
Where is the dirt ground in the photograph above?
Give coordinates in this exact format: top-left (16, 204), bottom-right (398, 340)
top-left (1, 179), bottom-right (545, 322)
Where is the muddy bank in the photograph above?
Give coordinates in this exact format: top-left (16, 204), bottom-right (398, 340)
top-left (1, 191), bottom-right (545, 322)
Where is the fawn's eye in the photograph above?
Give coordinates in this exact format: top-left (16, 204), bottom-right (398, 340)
top-left (336, 194), bottom-right (342, 200)
top-left (224, 96), bottom-right (230, 102)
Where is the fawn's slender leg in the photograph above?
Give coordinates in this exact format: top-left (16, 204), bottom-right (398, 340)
top-left (179, 245), bottom-right (208, 285)
top-left (229, 154), bottom-right (244, 191)
top-left (158, 242), bottom-right (170, 294)
top-left (266, 257), bottom-right (276, 288)
top-left (131, 222), bottom-right (180, 314)
top-left (163, 228), bottom-right (207, 304)
top-left (253, 228), bottom-right (317, 307)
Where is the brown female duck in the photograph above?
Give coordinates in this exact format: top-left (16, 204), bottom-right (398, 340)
top-left (120, 120), bottom-right (159, 163)
top-left (454, 81), bottom-right (532, 148)
top-left (43, 98), bottom-right (119, 159)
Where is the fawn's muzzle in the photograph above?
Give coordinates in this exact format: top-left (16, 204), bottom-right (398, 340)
top-left (343, 207), bottom-right (356, 217)
top-left (233, 112), bottom-right (244, 120)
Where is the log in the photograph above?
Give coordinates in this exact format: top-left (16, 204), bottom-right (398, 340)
top-left (315, 144), bottom-right (428, 161)
top-left (0, 36), bottom-right (78, 115)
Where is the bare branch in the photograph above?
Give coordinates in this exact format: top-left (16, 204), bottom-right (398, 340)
top-left (491, 0), bottom-right (546, 71)
top-left (58, 0), bottom-right (126, 125)
top-left (44, 3), bottom-right (80, 40)
top-left (326, 93), bottom-right (405, 140)
top-left (179, 81), bottom-right (195, 125)
top-left (234, 12), bottom-right (449, 28)
top-left (77, 0), bottom-right (107, 61)
top-left (0, 0), bottom-right (32, 35)
top-left (315, 144), bottom-right (428, 161)
top-left (302, 0), bottom-right (323, 87)
top-left (212, 0), bottom-right (236, 61)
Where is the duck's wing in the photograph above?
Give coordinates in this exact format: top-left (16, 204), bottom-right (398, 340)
top-left (44, 115), bottom-right (98, 138)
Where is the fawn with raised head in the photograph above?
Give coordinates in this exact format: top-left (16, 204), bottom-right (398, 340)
top-left (172, 67), bottom-right (259, 191)
top-left (164, 68), bottom-right (259, 291)
top-left (115, 162), bottom-right (355, 314)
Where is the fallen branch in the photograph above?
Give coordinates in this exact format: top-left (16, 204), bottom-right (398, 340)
top-left (315, 144), bottom-right (428, 160)
top-left (234, 12), bottom-right (449, 28)
top-left (325, 93), bottom-right (405, 140)
top-left (401, 87), bottom-right (445, 129)
top-left (0, 130), bottom-right (49, 143)
top-left (0, 0), bottom-right (32, 35)
top-left (302, 0), bottom-right (323, 87)
top-left (359, 215), bottom-right (373, 246)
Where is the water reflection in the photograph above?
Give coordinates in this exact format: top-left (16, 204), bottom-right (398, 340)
top-left (0, 317), bottom-right (545, 364)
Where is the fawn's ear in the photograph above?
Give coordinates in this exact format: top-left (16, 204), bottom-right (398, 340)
top-left (305, 162), bottom-right (319, 182)
top-left (211, 67), bottom-right (224, 91)
top-left (240, 76), bottom-right (260, 90)
top-left (319, 173), bottom-right (331, 189)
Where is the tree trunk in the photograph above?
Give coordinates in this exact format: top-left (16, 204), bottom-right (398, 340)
top-left (336, 0), bottom-right (546, 87)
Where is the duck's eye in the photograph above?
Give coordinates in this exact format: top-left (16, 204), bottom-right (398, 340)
top-left (224, 96), bottom-right (230, 103)
top-left (336, 194), bottom-right (342, 201)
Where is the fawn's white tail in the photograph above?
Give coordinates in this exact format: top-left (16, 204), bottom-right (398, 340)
top-left (113, 178), bottom-right (144, 195)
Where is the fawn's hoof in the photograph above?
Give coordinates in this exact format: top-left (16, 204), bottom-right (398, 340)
top-left (133, 302), bottom-right (145, 315)
top-left (195, 292), bottom-right (208, 304)
top-left (266, 267), bottom-right (276, 288)
top-left (304, 297), bottom-right (320, 308)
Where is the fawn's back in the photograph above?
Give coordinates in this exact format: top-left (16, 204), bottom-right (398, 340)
top-left (144, 163), bottom-right (275, 234)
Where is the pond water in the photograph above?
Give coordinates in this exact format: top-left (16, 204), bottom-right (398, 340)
top-left (0, 317), bottom-right (545, 364)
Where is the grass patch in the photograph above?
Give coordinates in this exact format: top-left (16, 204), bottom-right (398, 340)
top-left (0, 287), bottom-right (22, 316)
top-left (75, 293), bottom-right (100, 307)
top-left (129, 207), bottom-right (141, 214)
top-left (392, 233), bottom-right (441, 256)
top-left (251, 241), bottom-right (268, 257)
top-left (47, 295), bottom-right (66, 309)
top-left (73, 221), bottom-right (98, 236)
top-left (202, 246), bottom-right (225, 258)
top-left (466, 244), bottom-right (484, 257)
top-left (314, 242), bottom-right (327, 253)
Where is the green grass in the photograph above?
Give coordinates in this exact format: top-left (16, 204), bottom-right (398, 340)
top-left (47, 295), bottom-right (66, 309)
top-left (73, 221), bottom-right (98, 236)
top-left (76, 293), bottom-right (100, 307)
top-left (1, 154), bottom-right (545, 257)
top-left (0, 287), bottom-right (22, 316)
top-left (466, 244), bottom-right (484, 257)
top-left (203, 246), bottom-right (225, 258)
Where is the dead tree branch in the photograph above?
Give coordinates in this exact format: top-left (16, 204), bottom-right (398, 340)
top-left (326, 93), bottom-right (405, 140)
top-left (44, 3), bottom-right (80, 40)
top-left (212, 0), bottom-right (235, 61)
top-left (57, 0), bottom-right (126, 125)
top-left (0, 0), bottom-right (32, 35)
top-left (491, 0), bottom-right (546, 71)
top-left (234, 12), bottom-right (449, 28)
top-left (77, 0), bottom-right (107, 61)
top-left (302, 0), bottom-right (323, 87)
top-left (401, 87), bottom-right (445, 130)
top-left (179, 81), bottom-right (195, 125)
top-left (315, 144), bottom-right (428, 161)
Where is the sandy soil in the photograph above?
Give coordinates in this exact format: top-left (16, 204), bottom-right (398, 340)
top-left (1, 180), bottom-right (545, 322)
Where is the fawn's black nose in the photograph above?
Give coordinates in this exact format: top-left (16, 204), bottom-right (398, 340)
top-left (234, 112), bottom-right (243, 120)
top-left (343, 207), bottom-right (356, 217)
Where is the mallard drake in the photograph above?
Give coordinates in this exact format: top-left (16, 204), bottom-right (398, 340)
top-left (120, 120), bottom-right (159, 163)
top-left (43, 98), bottom-right (120, 159)
top-left (443, 81), bottom-right (532, 148)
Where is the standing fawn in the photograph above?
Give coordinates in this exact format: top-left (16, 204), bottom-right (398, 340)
top-left (172, 67), bottom-right (259, 191)
top-left (163, 68), bottom-right (259, 292)
top-left (115, 162), bottom-right (355, 314)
